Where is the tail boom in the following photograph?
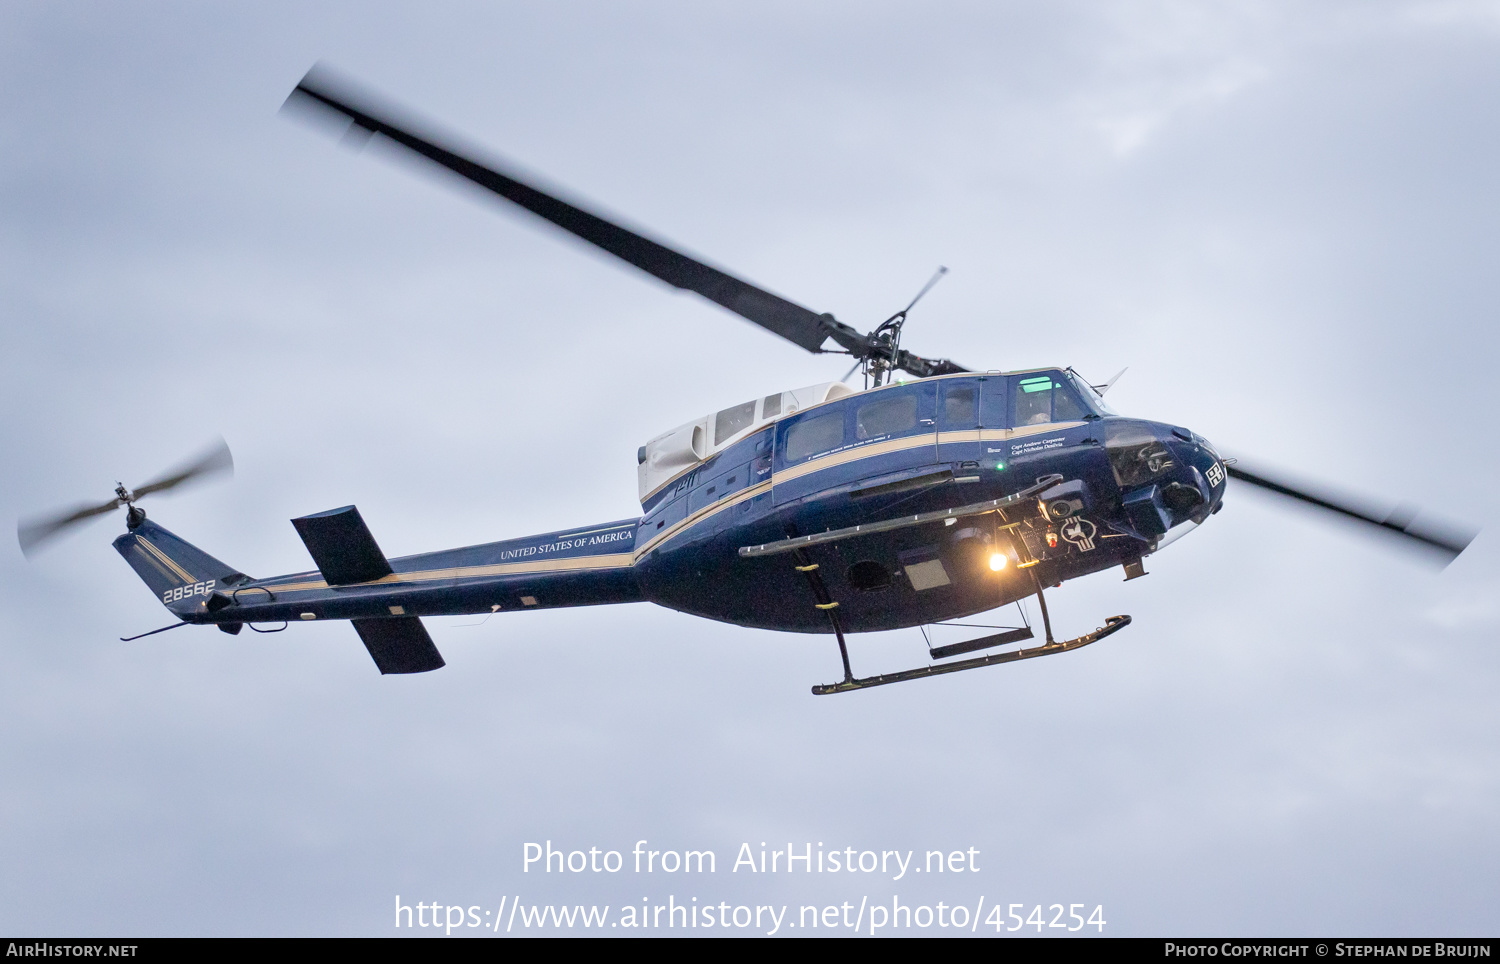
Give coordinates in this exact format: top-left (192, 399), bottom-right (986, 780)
top-left (177, 517), bottom-right (643, 626)
top-left (115, 513), bottom-right (643, 674)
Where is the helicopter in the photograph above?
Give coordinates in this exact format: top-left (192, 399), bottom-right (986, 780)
top-left (16, 67), bottom-right (1476, 695)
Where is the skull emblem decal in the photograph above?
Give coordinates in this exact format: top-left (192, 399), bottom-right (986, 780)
top-left (1060, 517), bottom-right (1097, 552)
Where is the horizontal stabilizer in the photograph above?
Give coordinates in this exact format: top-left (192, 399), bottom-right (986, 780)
top-left (292, 505), bottom-right (393, 585)
top-left (352, 617), bottom-right (445, 674)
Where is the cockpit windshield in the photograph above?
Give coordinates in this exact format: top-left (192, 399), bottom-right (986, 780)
top-left (1064, 370), bottom-right (1119, 416)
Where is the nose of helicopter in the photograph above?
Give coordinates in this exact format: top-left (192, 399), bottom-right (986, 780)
top-left (1162, 426), bottom-right (1227, 523)
top-left (1104, 419), bottom-right (1227, 538)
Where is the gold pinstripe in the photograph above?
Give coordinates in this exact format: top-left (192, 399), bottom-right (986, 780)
top-left (136, 536), bottom-right (197, 584)
top-left (773, 419), bottom-right (1081, 487)
top-left (772, 433), bottom-right (936, 486)
top-left (641, 461), bottom-right (703, 505)
top-left (1009, 421), bottom-right (1084, 438)
top-left (640, 369), bottom-right (1086, 502)
top-left (639, 383), bottom-right (922, 503)
top-left (641, 376), bottom-right (969, 504)
top-left (936, 423), bottom-right (1084, 446)
top-left (936, 429), bottom-right (1010, 445)
top-left (636, 420), bottom-right (1090, 558)
top-left (251, 414), bottom-right (1091, 595)
top-left (259, 552), bottom-right (637, 595)
top-left (633, 479), bottom-right (772, 559)
top-left (129, 544), bottom-right (177, 583)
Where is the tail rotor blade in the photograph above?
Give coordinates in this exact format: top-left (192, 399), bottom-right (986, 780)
top-left (1226, 461), bottom-right (1476, 563)
top-left (16, 438), bottom-right (234, 558)
top-left (131, 437), bottom-right (234, 499)
top-left (18, 498), bottom-right (123, 557)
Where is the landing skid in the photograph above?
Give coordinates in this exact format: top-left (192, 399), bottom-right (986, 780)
top-left (785, 529), bottom-right (1132, 695)
top-left (811, 614), bottom-right (1130, 695)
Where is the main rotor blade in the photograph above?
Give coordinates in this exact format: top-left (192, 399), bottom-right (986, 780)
top-left (285, 68), bottom-right (968, 380)
top-left (131, 437), bottom-right (234, 499)
top-left (1226, 462), bottom-right (1475, 563)
top-left (18, 498), bottom-right (122, 556)
top-left (285, 68), bottom-right (851, 354)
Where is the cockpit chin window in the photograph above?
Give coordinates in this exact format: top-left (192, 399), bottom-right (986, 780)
top-left (1104, 422), bottom-right (1175, 488)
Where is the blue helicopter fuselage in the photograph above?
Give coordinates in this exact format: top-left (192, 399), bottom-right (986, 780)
top-left (119, 368), bottom-right (1226, 643)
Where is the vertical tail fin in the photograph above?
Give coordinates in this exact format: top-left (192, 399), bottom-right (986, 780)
top-left (113, 518), bottom-right (243, 609)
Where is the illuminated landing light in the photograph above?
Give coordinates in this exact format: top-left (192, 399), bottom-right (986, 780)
top-left (989, 553), bottom-right (1007, 571)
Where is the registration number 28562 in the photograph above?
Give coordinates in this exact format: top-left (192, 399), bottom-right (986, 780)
top-left (164, 580), bottom-right (216, 604)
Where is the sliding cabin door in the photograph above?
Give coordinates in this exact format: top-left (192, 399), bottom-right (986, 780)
top-left (772, 381), bottom-right (938, 506)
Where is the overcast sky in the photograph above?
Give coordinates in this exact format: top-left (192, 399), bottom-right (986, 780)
top-left (3, 1), bottom-right (1499, 937)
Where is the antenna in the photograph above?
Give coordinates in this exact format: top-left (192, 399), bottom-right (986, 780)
top-left (1091, 367), bottom-right (1128, 395)
top-left (863, 266), bottom-right (949, 388)
top-left (903, 265), bottom-right (948, 315)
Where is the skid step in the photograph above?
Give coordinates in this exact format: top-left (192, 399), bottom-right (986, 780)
top-left (812, 615), bottom-right (1130, 695)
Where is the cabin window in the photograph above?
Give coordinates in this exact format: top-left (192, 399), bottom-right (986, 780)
top-left (761, 393), bottom-right (782, 419)
top-left (942, 383), bottom-right (977, 426)
top-left (785, 411), bottom-right (845, 462)
top-left (856, 392), bottom-right (918, 440)
top-left (714, 400), bottom-right (757, 445)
